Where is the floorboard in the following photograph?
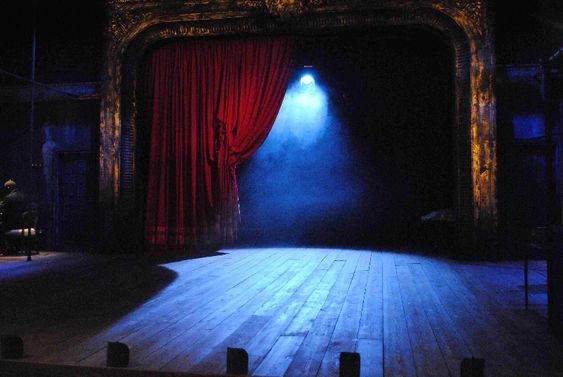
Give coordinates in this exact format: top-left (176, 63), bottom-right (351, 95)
top-left (0, 248), bottom-right (561, 377)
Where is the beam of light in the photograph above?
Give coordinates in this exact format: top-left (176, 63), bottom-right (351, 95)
top-left (237, 72), bottom-right (365, 246)
top-left (267, 77), bottom-right (329, 147)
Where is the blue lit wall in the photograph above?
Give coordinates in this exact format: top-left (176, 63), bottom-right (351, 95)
top-left (0, 99), bottom-right (99, 251)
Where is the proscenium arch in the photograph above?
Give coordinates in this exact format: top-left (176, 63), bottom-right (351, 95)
top-left (100, 3), bottom-right (496, 257)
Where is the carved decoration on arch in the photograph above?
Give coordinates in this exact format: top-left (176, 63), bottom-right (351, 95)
top-left (264, 0), bottom-right (306, 17)
top-left (432, 0), bottom-right (487, 40)
top-left (456, 0), bottom-right (483, 27)
top-left (109, 4), bottom-right (155, 44)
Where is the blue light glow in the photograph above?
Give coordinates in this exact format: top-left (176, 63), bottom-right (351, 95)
top-left (268, 77), bottom-right (328, 146)
top-left (513, 114), bottom-right (545, 139)
top-left (300, 74), bottom-right (315, 86)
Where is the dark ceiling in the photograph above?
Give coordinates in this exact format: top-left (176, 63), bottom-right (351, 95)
top-left (0, 0), bottom-right (557, 84)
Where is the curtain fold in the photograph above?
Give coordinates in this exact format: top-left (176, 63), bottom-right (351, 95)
top-left (143, 36), bottom-right (294, 253)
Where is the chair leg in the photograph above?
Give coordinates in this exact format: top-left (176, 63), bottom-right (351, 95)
top-left (524, 253), bottom-right (529, 310)
top-left (26, 228), bottom-right (33, 261)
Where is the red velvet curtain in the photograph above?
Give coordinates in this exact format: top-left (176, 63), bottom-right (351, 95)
top-left (143, 36), bottom-right (294, 252)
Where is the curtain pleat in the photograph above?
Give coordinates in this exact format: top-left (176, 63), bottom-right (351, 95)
top-left (143, 36), bottom-right (294, 253)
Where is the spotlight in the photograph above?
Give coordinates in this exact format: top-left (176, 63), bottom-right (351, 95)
top-left (300, 73), bottom-right (315, 86)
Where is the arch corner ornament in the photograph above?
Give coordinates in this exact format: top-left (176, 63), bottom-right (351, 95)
top-left (100, 0), bottom-right (498, 256)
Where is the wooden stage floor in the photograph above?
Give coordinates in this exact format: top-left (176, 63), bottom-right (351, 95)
top-left (0, 248), bottom-right (561, 376)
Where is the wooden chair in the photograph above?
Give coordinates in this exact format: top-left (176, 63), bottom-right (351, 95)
top-left (3, 210), bottom-right (39, 261)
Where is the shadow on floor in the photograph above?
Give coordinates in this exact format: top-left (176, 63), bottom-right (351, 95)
top-left (0, 253), bottom-right (178, 342)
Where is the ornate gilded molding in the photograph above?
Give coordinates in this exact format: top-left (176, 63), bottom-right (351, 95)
top-left (264, 0), bottom-right (306, 17)
top-left (456, 0), bottom-right (483, 28)
top-left (433, 0), bottom-right (488, 39)
top-left (110, 7), bottom-right (151, 43)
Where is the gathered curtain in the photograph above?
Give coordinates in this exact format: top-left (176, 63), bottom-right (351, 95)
top-left (143, 36), bottom-right (294, 252)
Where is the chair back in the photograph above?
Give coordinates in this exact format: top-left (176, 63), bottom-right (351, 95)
top-left (22, 211), bottom-right (38, 229)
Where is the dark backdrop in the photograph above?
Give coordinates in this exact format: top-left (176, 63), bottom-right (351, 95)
top-left (236, 27), bottom-right (455, 249)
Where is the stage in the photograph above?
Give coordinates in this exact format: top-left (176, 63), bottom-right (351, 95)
top-left (0, 248), bottom-right (560, 376)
